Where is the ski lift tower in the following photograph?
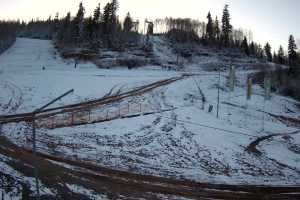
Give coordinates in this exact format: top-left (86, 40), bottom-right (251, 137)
top-left (144, 19), bottom-right (154, 44)
top-left (132, 20), bottom-right (140, 33)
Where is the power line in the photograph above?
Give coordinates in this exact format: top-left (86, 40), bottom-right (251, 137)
top-left (156, 114), bottom-right (258, 138)
top-left (157, 110), bottom-right (300, 140)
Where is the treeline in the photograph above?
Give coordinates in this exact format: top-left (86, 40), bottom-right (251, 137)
top-left (155, 6), bottom-right (257, 53)
top-left (55, 0), bottom-right (140, 51)
top-left (19, 17), bottom-right (57, 39)
top-left (159, 4), bottom-right (299, 69)
top-left (272, 35), bottom-right (300, 100)
top-left (13, 1), bottom-right (300, 70)
top-left (0, 21), bottom-right (20, 54)
top-left (157, 4), bottom-right (300, 100)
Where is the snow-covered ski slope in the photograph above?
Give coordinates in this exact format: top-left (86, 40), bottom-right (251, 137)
top-left (0, 38), bottom-right (178, 114)
top-left (0, 38), bottom-right (300, 188)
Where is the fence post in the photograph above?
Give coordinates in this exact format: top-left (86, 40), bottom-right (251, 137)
top-left (52, 117), bottom-right (54, 129)
top-left (32, 114), bottom-right (40, 199)
top-left (139, 103), bottom-right (143, 116)
top-left (88, 110), bottom-right (91, 122)
top-left (71, 112), bottom-right (74, 125)
top-left (140, 103), bottom-right (142, 113)
top-left (217, 68), bottom-right (221, 118)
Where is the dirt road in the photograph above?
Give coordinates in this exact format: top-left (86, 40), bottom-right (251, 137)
top-left (0, 137), bottom-right (299, 200)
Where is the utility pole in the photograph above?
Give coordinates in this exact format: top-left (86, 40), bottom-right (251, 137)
top-left (144, 19), bottom-right (153, 44)
top-left (31, 89), bottom-right (74, 199)
top-left (261, 73), bottom-right (271, 132)
top-left (31, 114), bottom-right (39, 198)
top-left (217, 67), bottom-right (221, 118)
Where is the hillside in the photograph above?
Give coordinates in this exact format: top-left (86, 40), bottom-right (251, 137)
top-left (0, 38), bottom-right (299, 199)
top-left (58, 35), bottom-right (271, 73)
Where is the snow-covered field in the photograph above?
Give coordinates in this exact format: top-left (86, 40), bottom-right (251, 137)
top-left (0, 38), bottom-right (300, 198)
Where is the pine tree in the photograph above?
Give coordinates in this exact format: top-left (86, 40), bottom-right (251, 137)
top-left (123, 12), bottom-right (133, 32)
top-left (58, 12), bottom-right (71, 42)
top-left (102, 0), bottom-right (119, 35)
top-left (206, 12), bottom-right (214, 41)
top-left (264, 42), bottom-right (272, 62)
top-left (54, 13), bottom-right (59, 31)
top-left (112, 0), bottom-right (119, 13)
top-left (221, 4), bottom-right (232, 46)
top-left (85, 17), bottom-right (94, 39)
top-left (111, 0), bottom-right (119, 31)
top-left (288, 34), bottom-right (298, 66)
top-left (277, 45), bottom-right (285, 64)
top-left (93, 3), bottom-right (101, 23)
top-left (214, 16), bottom-right (220, 41)
top-left (273, 51), bottom-right (278, 63)
top-left (257, 44), bottom-right (264, 58)
top-left (102, 3), bottom-right (112, 34)
top-left (249, 42), bottom-right (255, 56)
top-left (72, 2), bottom-right (85, 41)
top-left (241, 37), bottom-right (249, 56)
top-left (63, 12), bottom-right (71, 28)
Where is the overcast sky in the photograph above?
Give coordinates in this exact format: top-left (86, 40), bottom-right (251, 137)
top-left (1, 0), bottom-right (299, 50)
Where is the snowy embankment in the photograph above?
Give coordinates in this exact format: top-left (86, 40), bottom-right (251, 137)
top-left (0, 37), bottom-right (300, 199)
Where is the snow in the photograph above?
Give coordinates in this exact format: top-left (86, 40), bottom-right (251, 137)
top-left (0, 38), bottom-right (180, 114)
top-left (0, 154), bottom-right (56, 198)
top-left (66, 184), bottom-right (108, 200)
top-left (0, 37), bottom-right (300, 197)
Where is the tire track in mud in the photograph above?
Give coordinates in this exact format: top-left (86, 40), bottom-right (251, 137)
top-left (159, 114), bottom-right (233, 176)
top-left (244, 131), bottom-right (300, 176)
top-left (105, 110), bottom-right (235, 177)
top-left (246, 130), bottom-right (300, 155)
top-left (1, 136), bottom-right (300, 200)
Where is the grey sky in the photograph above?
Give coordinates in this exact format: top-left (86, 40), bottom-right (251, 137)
top-left (0, 0), bottom-right (299, 51)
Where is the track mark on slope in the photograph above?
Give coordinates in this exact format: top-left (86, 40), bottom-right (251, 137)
top-left (246, 130), bottom-right (300, 155)
top-left (244, 130), bottom-right (300, 176)
top-left (1, 136), bottom-right (299, 200)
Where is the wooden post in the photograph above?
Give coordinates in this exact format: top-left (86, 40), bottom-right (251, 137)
top-left (217, 68), bottom-right (221, 118)
top-left (71, 112), bottom-right (74, 125)
top-left (247, 76), bottom-right (252, 100)
top-left (140, 103), bottom-right (143, 116)
top-left (52, 117), bottom-right (54, 129)
top-left (31, 114), bottom-right (40, 199)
